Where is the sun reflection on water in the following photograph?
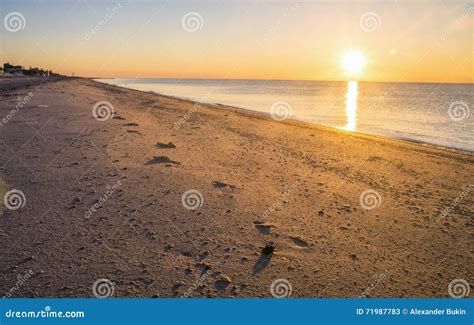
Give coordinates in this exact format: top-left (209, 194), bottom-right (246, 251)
top-left (341, 80), bottom-right (358, 131)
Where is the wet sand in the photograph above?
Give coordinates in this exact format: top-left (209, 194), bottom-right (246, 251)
top-left (0, 77), bottom-right (472, 298)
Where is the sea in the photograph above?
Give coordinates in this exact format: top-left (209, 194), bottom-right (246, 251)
top-left (95, 78), bottom-right (473, 151)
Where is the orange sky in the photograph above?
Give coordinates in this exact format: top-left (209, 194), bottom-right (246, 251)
top-left (1, 1), bottom-right (473, 83)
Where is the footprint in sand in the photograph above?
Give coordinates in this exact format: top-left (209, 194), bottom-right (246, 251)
top-left (145, 156), bottom-right (180, 166)
top-left (212, 181), bottom-right (236, 189)
top-left (253, 221), bottom-right (274, 235)
top-left (252, 244), bottom-right (275, 275)
top-left (289, 236), bottom-right (309, 248)
top-left (112, 113), bottom-right (126, 120)
top-left (127, 130), bottom-right (142, 135)
top-left (155, 142), bottom-right (176, 149)
top-left (123, 123), bottom-right (139, 127)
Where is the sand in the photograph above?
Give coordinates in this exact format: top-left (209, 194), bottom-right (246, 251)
top-left (0, 77), bottom-right (472, 298)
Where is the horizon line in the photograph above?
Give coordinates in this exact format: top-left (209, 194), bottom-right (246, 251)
top-left (88, 76), bottom-right (474, 85)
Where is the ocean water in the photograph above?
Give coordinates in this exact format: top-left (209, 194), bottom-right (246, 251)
top-left (96, 78), bottom-right (473, 151)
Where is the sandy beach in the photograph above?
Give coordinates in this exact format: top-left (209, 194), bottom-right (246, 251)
top-left (0, 77), bottom-right (472, 298)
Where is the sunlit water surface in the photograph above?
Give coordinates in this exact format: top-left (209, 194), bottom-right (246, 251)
top-left (96, 78), bottom-right (473, 151)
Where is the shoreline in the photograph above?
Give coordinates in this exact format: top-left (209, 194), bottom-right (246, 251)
top-left (91, 78), bottom-right (474, 157)
top-left (0, 77), bottom-right (472, 298)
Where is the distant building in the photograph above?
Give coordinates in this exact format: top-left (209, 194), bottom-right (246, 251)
top-left (2, 62), bottom-right (60, 77)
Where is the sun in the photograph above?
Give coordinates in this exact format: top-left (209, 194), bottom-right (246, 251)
top-left (341, 51), bottom-right (366, 77)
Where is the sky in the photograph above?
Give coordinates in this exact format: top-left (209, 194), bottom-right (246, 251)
top-left (0, 0), bottom-right (472, 83)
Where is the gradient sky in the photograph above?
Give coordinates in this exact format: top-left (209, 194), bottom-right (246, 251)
top-left (0, 0), bottom-right (472, 83)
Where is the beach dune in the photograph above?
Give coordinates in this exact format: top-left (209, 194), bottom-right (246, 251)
top-left (0, 77), bottom-right (472, 298)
